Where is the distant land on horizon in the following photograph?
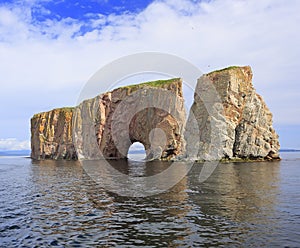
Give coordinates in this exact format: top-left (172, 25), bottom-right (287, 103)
top-left (279, 149), bottom-right (300, 152)
top-left (0, 150), bottom-right (30, 156)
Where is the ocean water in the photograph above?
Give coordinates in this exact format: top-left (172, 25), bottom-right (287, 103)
top-left (0, 153), bottom-right (299, 247)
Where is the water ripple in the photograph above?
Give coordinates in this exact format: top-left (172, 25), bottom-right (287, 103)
top-left (0, 156), bottom-right (299, 247)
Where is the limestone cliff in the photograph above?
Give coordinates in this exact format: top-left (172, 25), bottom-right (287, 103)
top-left (31, 108), bottom-right (77, 160)
top-left (73, 78), bottom-right (186, 160)
top-left (185, 66), bottom-right (280, 161)
top-left (31, 66), bottom-right (280, 162)
top-left (31, 79), bottom-right (186, 161)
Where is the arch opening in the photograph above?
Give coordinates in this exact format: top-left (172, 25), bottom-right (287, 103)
top-left (127, 142), bottom-right (146, 161)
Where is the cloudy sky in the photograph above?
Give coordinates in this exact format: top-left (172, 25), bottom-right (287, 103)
top-left (0, 0), bottom-right (299, 150)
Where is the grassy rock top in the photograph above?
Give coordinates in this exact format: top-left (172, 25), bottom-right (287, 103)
top-left (120, 78), bottom-right (181, 89)
top-left (207, 65), bottom-right (249, 75)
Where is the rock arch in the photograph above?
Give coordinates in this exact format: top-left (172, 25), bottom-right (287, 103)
top-left (73, 79), bottom-right (186, 161)
top-left (101, 106), bottom-right (185, 161)
top-left (127, 141), bottom-right (146, 160)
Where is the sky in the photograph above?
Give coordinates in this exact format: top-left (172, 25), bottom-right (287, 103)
top-left (0, 0), bottom-right (299, 150)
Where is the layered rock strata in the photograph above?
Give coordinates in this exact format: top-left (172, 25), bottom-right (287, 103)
top-left (31, 66), bottom-right (280, 161)
top-left (73, 78), bottom-right (186, 160)
top-left (31, 79), bottom-right (186, 160)
top-left (31, 108), bottom-right (77, 160)
top-left (185, 66), bottom-right (280, 161)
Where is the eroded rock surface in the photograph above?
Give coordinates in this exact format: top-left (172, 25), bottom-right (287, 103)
top-left (31, 108), bottom-right (77, 160)
top-left (31, 79), bottom-right (186, 160)
top-left (185, 66), bottom-right (280, 161)
top-left (31, 66), bottom-right (280, 162)
top-left (73, 78), bottom-right (186, 160)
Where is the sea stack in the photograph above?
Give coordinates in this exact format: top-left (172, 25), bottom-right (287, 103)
top-left (185, 66), bottom-right (280, 161)
top-left (30, 66), bottom-right (280, 161)
top-left (73, 78), bottom-right (186, 160)
top-left (31, 79), bottom-right (186, 161)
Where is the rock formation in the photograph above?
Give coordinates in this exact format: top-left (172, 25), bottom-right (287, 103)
top-left (73, 78), bottom-right (186, 160)
top-left (185, 66), bottom-right (280, 161)
top-left (31, 66), bottom-right (280, 161)
top-left (31, 79), bottom-right (186, 161)
top-left (31, 108), bottom-right (77, 160)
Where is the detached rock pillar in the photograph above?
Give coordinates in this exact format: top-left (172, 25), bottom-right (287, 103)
top-left (186, 66), bottom-right (280, 161)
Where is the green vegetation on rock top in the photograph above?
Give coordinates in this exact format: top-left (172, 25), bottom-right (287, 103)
top-left (207, 66), bottom-right (241, 75)
top-left (120, 78), bottom-right (181, 90)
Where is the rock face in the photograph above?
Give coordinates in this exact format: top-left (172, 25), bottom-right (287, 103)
top-left (31, 66), bottom-right (280, 162)
top-left (31, 79), bottom-right (186, 161)
top-left (73, 78), bottom-right (186, 160)
top-left (31, 108), bottom-right (77, 160)
top-left (185, 66), bottom-right (280, 161)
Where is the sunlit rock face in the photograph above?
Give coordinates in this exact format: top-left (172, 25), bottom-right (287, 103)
top-left (31, 79), bottom-right (186, 161)
top-left (31, 66), bottom-right (280, 162)
top-left (73, 78), bottom-right (186, 161)
top-left (30, 108), bottom-right (77, 160)
top-left (185, 66), bottom-right (280, 161)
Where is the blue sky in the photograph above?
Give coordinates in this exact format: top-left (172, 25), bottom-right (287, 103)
top-left (0, 0), bottom-right (300, 150)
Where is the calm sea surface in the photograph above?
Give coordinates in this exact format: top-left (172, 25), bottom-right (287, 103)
top-left (0, 153), bottom-right (299, 247)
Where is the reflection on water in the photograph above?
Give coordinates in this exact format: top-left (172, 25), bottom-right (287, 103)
top-left (187, 162), bottom-right (282, 246)
top-left (82, 159), bottom-right (192, 197)
top-left (0, 155), bottom-right (299, 247)
top-left (191, 162), bottom-right (280, 221)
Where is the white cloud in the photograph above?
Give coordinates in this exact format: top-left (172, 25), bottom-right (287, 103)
top-left (0, 138), bottom-right (30, 151)
top-left (0, 0), bottom-right (300, 146)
